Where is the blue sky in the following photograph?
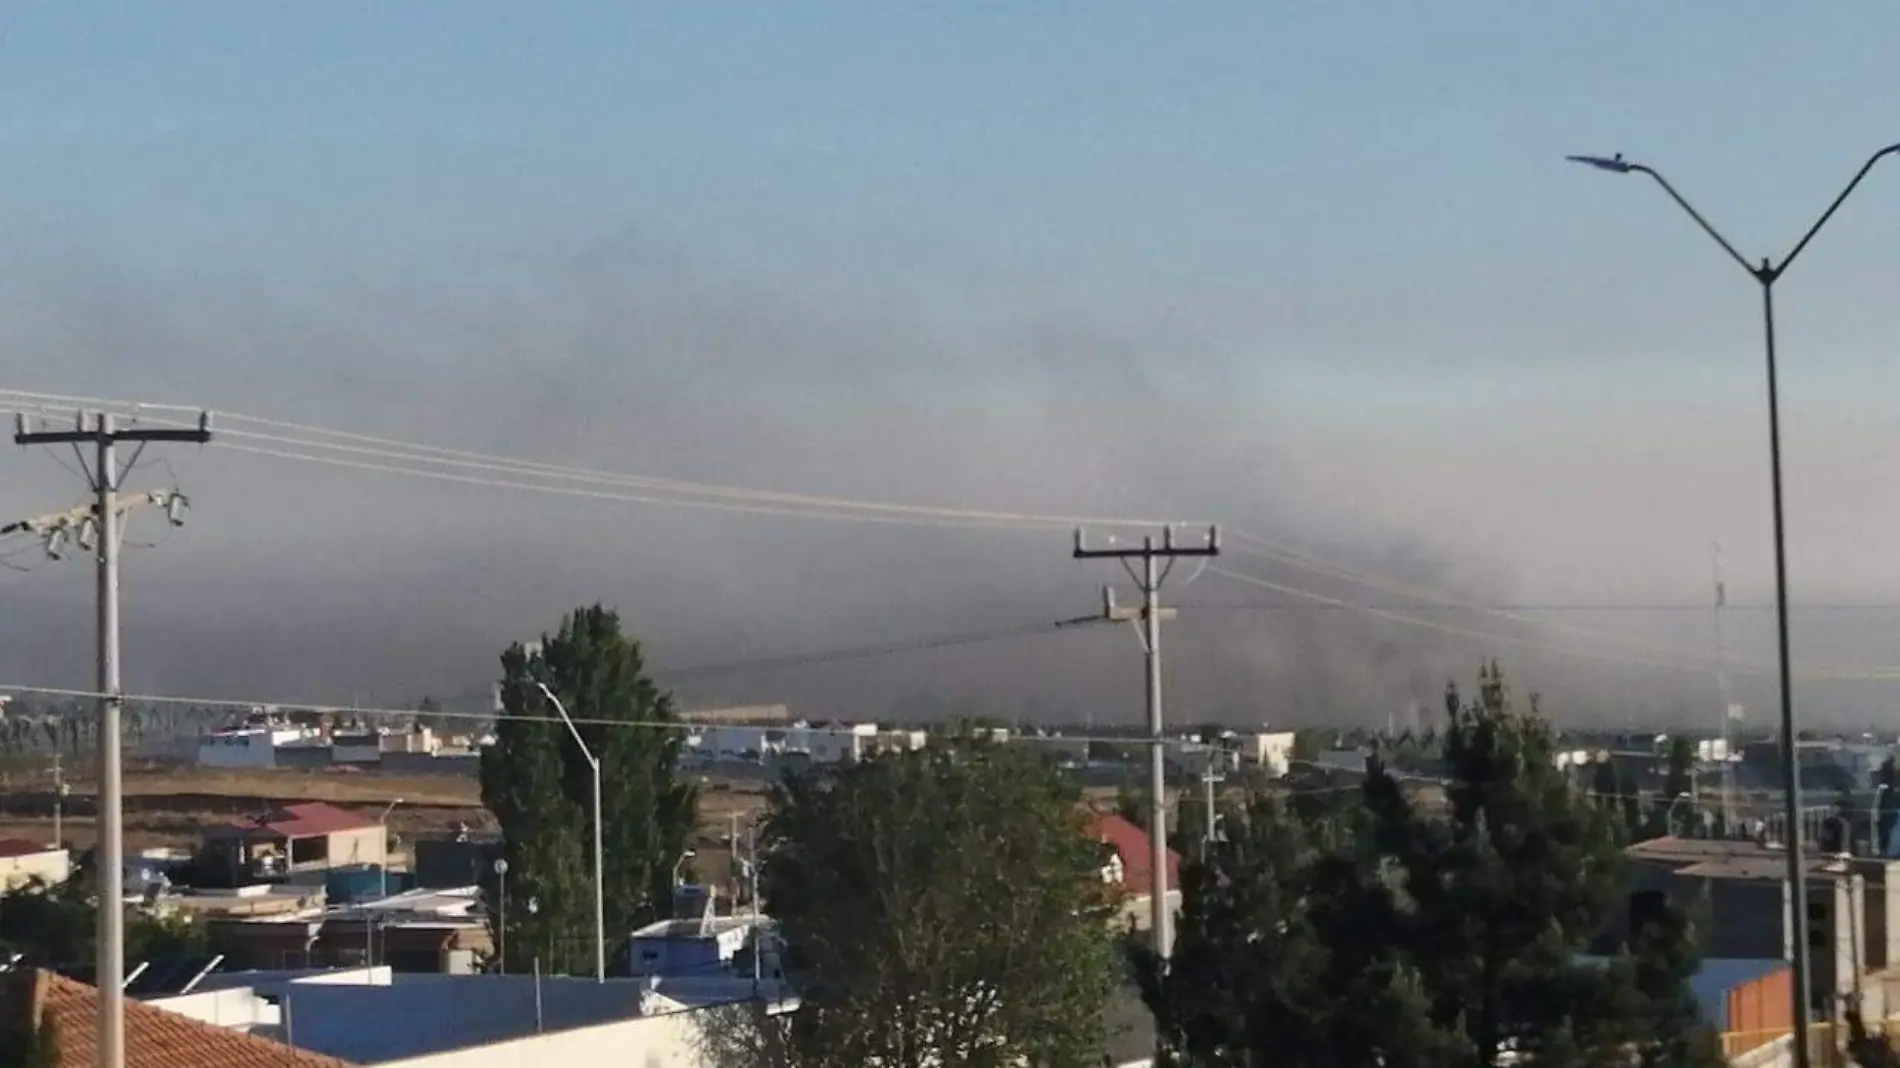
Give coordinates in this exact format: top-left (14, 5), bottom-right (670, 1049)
top-left (7, 4), bottom-right (1900, 717)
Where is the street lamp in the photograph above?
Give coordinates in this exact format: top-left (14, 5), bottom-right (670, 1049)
top-left (378, 798), bottom-right (403, 899)
top-left (673, 850), bottom-right (697, 887)
top-left (492, 857), bottom-right (509, 975)
top-left (1872, 785), bottom-right (1891, 858)
top-left (536, 680), bottom-right (605, 983)
top-left (1570, 143), bottom-right (1900, 1067)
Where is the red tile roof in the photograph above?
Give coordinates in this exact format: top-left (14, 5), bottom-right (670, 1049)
top-left (2, 969), bottom-right (356, 1068)
top-left (231, 802), bottom-right (379, 838)
top-left (0, 837), bottom-right (55, 858)
top-left (1087, 812), bottom-right (1182, 898)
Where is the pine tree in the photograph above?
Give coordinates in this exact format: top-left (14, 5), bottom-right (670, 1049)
top-left (480, 605), bottom-right (697, 974)
top-left (1141, 663), bottom-right (1723, 1068)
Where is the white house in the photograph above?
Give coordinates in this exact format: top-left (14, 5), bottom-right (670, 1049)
top-left (0, 839), bottom-right (70, 891)
top-left (197, 727), bottom-right (309, 769)
top-left (1242, 731), bottom-right (1296, 777)
top-left (798, 723), bottom-right (880, 763)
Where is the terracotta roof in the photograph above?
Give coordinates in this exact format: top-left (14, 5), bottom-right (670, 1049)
top-left (228, 802), bottom-right (379, 838)
top-left (1086, 812), bottom-right (1182, 898)
top-left (0, 837), bottom-right (55, 858)
top-left (1, 969), bottom-right (356, 1068)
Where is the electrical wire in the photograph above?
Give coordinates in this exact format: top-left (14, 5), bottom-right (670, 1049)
top-left (659, 620), bottom-right (1088, 679)
top-left (132, 415), bottom-right (1191, 531)
top-left (1206, 564), bottom-right (1900, 682)
top-left (0, 682), bottom-right (1205, 748)
top-left (213, 441), bottom-right (1090, 531)
top-left (1222, 529), bottom-right (1900, 679)
top-left (1221, 528), bottom-right (1732, 664)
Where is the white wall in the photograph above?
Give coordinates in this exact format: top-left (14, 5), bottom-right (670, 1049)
top-left (376, 1010), bottom-right (703, 1068)
top-left (149, 987), bottom-right (280, 1031)
top-left (0, 849), bottom-right (70, 891)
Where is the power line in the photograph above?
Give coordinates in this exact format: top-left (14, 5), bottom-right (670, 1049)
top-left (1, 390), bottom-right (1192, 532)
top-left (14, 387), bottom-right (1900, 676)
top-left (658, 619), bottom-right (1091, 678)
top-left (213, 440), bottom-right (1091, 532)
top-left (1204, 564), bottom-right (1900, 681)
top-left (0, 682), bottom-right (1209, 748)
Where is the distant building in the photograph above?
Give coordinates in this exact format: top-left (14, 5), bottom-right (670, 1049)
top-left (872, 728), bottom-right (928, 756)
top-left (680, 703), bottom-right (791, 725)
top-left (379, 726), bottom-right (437, 756)
top-left (1087, 812), bottom-right (1182, 932)
top-left (199, 803), bottom-right (389, 884)
top-left (330, 730), bottom-right (382, 765)
top-left (1239, 731), bottom-right (1296, 777)
top-left (196, 726), bottom-right (310, 769)
top-left (1618, 837), bottom-right (1900, 1023)
top-left (0, 838), bottom-right (69, 892)
top-left (627, 885), bottom-right (776, 982)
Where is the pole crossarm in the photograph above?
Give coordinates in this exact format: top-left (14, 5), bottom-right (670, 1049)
top-left (14, 410), bottom-right (212, 449)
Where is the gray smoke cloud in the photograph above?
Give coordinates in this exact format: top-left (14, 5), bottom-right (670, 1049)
top-left (0, 235), bottom-right (1876, 732)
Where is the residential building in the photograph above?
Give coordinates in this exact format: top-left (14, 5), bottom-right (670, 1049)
top-left (412, 836), bottom-right (502, 890)
top-left (332, 730), bottom-right (383, 765)
top-left (1238, 730), bottom-right (1296, 777)
top-left (872, 727), bottom-right (928, 755)
top-left (1620, 837), bottom-right (1900, 1023)
top-left (197, 725), bottom-right (311, 769)
top-left (0, 968), bottom-right (355, 1067)
top-left (680, 704), bottom-right (791, 725)
top-left (1087, 812), bottom-right (1182, 932)
top-left (801, 723), bottom-right (878, 763)
top-left (628, 884), bottom-right (777, 982)
top-left (273, 972), bottom-right (793, 1067)
top-left (206, 887), bottom-right (491, 973)
top-left (0, 838), bottom-right (69, 891)
top-left (380, 726), bottom-right (438, 756)
top-left (199, 802), bottom-right (390, 884)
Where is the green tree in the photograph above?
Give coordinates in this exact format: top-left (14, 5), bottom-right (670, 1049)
top-left (0, 1011), bottom-right (58, 1068)
top-left (480, 605), bottom-right (698, 974)
top-left (712, 747), bottom-right (1121, 1068)
top-left (1290, 730), bottom-right (1324, 763)
top-left (0, 878), bottom-right (205, 972)
top-left (1140, 663), bottom-right (1722, 1068)
top-left (1877, 758), bottom-right (1900, 857)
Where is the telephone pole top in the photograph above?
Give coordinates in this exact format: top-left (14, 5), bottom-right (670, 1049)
top-left (12, 408), bottom-right (211, 1068)
top-left (1073, 525), bottom-right (1218, 964)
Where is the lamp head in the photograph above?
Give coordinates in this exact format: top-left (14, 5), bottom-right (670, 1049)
top-left (1566, 152), bottom-right (1633, 174)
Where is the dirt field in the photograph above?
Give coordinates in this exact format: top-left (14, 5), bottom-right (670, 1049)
top-left (0, 763), bottom-right (1136, 896)
top-left (0, 762), bottom-right (771, 890)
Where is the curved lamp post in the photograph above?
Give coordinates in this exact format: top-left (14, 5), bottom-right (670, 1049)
top-left (1569, 143), bottom-right (1900, 1067)
top-left (536, 680), bottom-right (605, 982)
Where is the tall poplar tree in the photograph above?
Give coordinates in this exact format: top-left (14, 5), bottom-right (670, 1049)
top-left (481, 605), bottom-right (698, 973)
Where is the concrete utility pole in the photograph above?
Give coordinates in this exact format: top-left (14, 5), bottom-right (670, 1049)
top-left (13, 409), bottom-right (210, 1068)
top-left (1074, 525), bottom-right (1219, 960)
top-left (1198, 761), bottom-right (1224, 864)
